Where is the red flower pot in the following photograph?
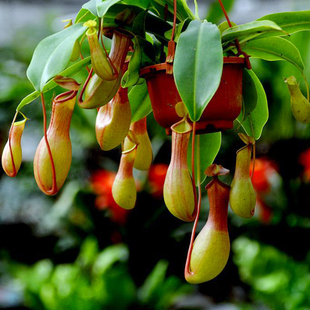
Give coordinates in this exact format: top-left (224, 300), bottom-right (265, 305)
top-left (140, 57), bottom-right (245, 134)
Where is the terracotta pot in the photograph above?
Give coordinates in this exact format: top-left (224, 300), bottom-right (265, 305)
top-left (140, 57), bottom-right (245, 134)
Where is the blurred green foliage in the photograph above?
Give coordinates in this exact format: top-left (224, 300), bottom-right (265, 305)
top-left (10, 238), bottom-right (192, 310)
top-left (234, 237), bottom-right (310, 310)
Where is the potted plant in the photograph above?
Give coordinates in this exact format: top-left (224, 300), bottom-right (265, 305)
top-left (2, 0), bottom-right (310, 284)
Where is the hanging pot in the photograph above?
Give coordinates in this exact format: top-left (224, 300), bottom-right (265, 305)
top-left (140, 57), bottom-right (245, 135)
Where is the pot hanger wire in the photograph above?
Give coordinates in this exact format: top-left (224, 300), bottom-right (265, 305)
top-left (218, 0), bottom-right (252, 69)
top-left (165, 0), bottom-right (177, 74)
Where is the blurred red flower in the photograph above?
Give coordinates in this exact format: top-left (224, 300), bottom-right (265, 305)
top-left (256, 196), bottom-right (273, 224)
top-left (250, 158), bottom-right (278, 224)
top-left (251, 157), bottom-right (278, 194)
top-left (148, 163), bottom-right (168, 198)
top-left (91, 170), bottom-right (130, 225)
top-left (299, 147), bottom-right (310, 181)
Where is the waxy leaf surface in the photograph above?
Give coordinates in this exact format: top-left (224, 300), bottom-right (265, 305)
top-left (240, 37), bottom-right (305, 72)
top-left (122, 0), bottom-right (152, 9)
top-left (174, 20), bottom-right (223, 122)
top-left (82, 0), bottom-right (100, 16)
top-left (242, 68), bottom-right (257, 120)
top-left (151, 0), bottom-right (194, 21)
top-left (75, 8), bottom-right (97, 23)
top-left (257, 10), bottom-right (310, 34)
top-left (238, 70), bottom-right (268, 140)
top-left (222, 20), bottom-right (283, 44)
top-left (97, 0), bottom-right (122, 17)
top-left (129, 81), bottom-right (152, 122)
top-left (27, 23), bottom-right (86, 91)
top-left (18, 57), bottom-right (90, 111)
top-left (187, 132), bottom-right (222, 185)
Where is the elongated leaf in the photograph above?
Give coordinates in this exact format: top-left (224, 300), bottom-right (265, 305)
top-left (257, 10), bottom-right (310, 35)
top-left (132, 8), bottom-right (147, 37)
top-left (75, 8), bottom-right (97, 24)
top-left (241, 37), bottom-right (305, 72)
top-left (138, 260), bottom-right (168, 303)
top-left (129, 81), bottom-right (152, 122)
top-left (97, 0), bottom-right (122, 17)
top-left (174, 20), bottom-right (223, 122)
top-left (242, 68), bottom-right (257, 120)
top-left (238, 70), bottom-right (268, 140)
top-left (27, 24), bottom-right (87, 91)
top-left (16, 91), bottom-right (40, 112)
top-left (151, 0), bottom-right (194, 21)
top-left (218, 21), bottom-right (236, 34)
top-left (122, 0), bottom-right (152, 9)
top-left (187, 132), bottom-right (222, 185)
top-left (122, 36), bottom-right (142, 88)
top-left (17, 57), bottom-right (91, 111)
top-left (42, 57), bottom-right (91, 92)
top-left (164, 18), bottom-right (189, 42)
top-left (82, 0), bottom-right (100, 16)
top-left (222, 20), bottom-right (283, 44)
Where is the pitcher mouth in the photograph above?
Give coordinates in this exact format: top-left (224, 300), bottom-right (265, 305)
top-left (171, 118), bottom-right (192, 134)
top-left (55, 90), bottom-right (78, 103)
top-left (102, 27), bottom-right (133, 40)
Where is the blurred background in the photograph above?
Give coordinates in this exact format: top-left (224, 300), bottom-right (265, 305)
top-left (1, 0), bottom-right (310, 309)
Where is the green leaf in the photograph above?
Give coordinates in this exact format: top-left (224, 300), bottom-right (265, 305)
top-left (16, 91), bottom-right (40, 111)
top-left (122, 0), bottom-right (152, 9)
top-left (97, 0), bottom-right (122, 17)
top-left (240, 37), bottom-right (305, 72)
top-left (138, 260), bottom-right (169, 304)
top-left (174, 20), bottom-right (223, 122)
top-left (207, 0), bottom-right (235, 24)
top-left (121, 36), bottom-right (142, 88)
top-left (257, 10), bottom-right (310, 35)
top-left (218, 21), bottom-right (237, 34)
top-left (42, 56), bottom-right (91, 92)
top-left (77, 237), bottom-right (99, 267)
top-left (176, 0), bottom-right (195, 20)
top-left (93, 244), bottom-right (129, 276)
top-left (221, 20), bottom-right (284, 44)
top-left (132, 7), bottom-right (148, 36)
top-left (82, 0), bottom-right (100, 16)
top-left (164, 18), bottom-right (189, 42)
top-left (187, 132), bottom-right (222, 185)
top-left (242, 68), bottom-right (257, 120)
top-left (145, 12), bottom-right (172, 41)
top-left (129, 81), bottom-right (152, 122)
top-left (237, 70), bottom-right (268, 140)
top-left (27, 23), bottom-right (87, 91)
top-left (75, 8), bottom-right (97, 24)
top-left (139, 37), bottom-right (156, 67)
top-left (151, 0), bottom-right (194, 21)
top-left (17, 57), bottom-right (91, 111)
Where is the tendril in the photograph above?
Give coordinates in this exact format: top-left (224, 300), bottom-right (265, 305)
top-left (41, 93), bottom-right (57, 195)
top-left (8, 111), bottom-right (19, 177)
top-left (185, 122), bottom-right (202, 277)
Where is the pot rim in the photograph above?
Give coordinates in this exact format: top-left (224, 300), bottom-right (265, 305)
top-left (140, 56), bottom-right (246, 77)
